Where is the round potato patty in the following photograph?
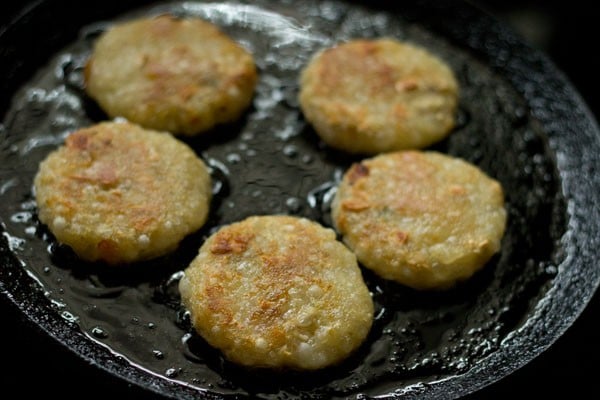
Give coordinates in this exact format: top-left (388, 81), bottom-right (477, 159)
top-left (332, 151), bottom-right (506, 289)
top-left (85, 15), bottom-right (257, 136)
top-left (179, 215), bottom-right (374, 370)
top-left (34, 121), bottom-right (212, 264)
top-left (299, 38), bottom-right (459, 154)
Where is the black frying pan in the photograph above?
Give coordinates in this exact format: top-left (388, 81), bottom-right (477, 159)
top-left (1, 1), bottom-right (599, 398)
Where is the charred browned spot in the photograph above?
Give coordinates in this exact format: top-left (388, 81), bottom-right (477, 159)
top-left (94, 164), bottom-right (118, 187)
top-left (51, 196), bottom-right (75, 213)
top-left (252, 298), bottom-right (284, 324)
top-left (171, 44), bottom-right (191, 57)
top-left (130, 207), bottom-right (158, 231)
top-left (347, 163), bottom-right (370, 185)
top-left (260, 254), bottom-right (293, 280)
top-left (101, 136), bottom-right (113, 147)
top-left (178, 84), bottom-right (198, 101)
top-left (372, 64), bottom-right (397, 94)
top-left (359, 222), bottom-right (379, 238)
top-left (144, 80), bottom-right (181, 103)
top-left (211, 232), bottom-right (252, 254)
top-left (449, 185), bottom-right (467, 195)
top-left (144, 61), bottom-right (172, 80)
top-left (341, 199), bottom-right (370, 211)
top-left (97, 239), bottom-right (118, 262)
top-left (395, 79), bottom-right (418, 92)
top-left (205, 285), bottom-right (231, 324)
top-left (267, 327), bottom-right (288, 349)
top-left (315, 62), bottom-right (341, 93)
top-left (396, 231), bottom-right (409, 244)
top-left (67, 132), bottom-right (90, 151)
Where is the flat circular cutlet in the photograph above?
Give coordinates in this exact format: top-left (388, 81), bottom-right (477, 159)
top-left (34, 121), bottom-right (212, 264)
top-left (299, 38), bottom-right (459, 154)
top-left (179, 215), bottom-right (374, 370)
top-left (85, 15), bottom-right (257, 136)
top-left (332, 151), bottom-right (506, 289)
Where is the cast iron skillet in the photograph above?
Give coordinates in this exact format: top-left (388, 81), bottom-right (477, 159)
top-left (1, 0), bottom-right (599, 398)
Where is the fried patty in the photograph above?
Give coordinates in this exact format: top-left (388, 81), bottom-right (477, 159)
top-left (179, 215), bottom-right (374, 370)
top-left (34, 121), bottom-right (212, 264)
top-left (332, 151), bottom-right (506, 289)
top-left (85, 15), bottom-right (257, 136)
top-left (299, 38), bottom-right (459, 154)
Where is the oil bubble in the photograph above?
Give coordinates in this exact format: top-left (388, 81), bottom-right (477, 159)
top-left (91, 326), bottom-right (108, 339)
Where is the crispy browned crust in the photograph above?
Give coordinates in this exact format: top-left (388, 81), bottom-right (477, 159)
top-left (34, 121), bottom-right (212, 264)
top-left (179, 215), bottom-right (374, 370)
top-left (332, 151), bottom-right (507, 289)
top-left (85, 15), bottom-right (257, 135)
top-left (299, 38), bottom-right (458, 154)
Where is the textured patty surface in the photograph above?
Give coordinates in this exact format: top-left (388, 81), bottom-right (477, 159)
top-left (34, 121), bottom-right (212, 264)
top-left (299, 38), bottom-right (458, 154)
top-left (332, 151), bottom-right (506, 289)
top-left (85, 15), bottom-right (257, 135)
top-left (179, 215), bottom-right (374, 370)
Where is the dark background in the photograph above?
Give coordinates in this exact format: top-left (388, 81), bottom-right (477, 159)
top-left (1, 1), bottom-right (598, 398)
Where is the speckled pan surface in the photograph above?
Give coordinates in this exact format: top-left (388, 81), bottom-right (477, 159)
top-left (0, 1), bottom-right (599, 399)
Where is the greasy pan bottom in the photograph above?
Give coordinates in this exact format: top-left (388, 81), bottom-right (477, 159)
top-left (1, 0), bottom-right (599, 399)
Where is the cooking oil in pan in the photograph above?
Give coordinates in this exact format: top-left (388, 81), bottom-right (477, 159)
top-left (0, 0), bottom-right (566, 397)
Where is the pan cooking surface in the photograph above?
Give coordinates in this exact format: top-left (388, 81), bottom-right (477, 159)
top-left (0, 0), bottom-right (586, 398)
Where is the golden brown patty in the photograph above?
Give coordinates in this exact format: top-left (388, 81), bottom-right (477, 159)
top-left (179, 215), bottom-right (374, 370)
top-left (299, 38), bottom-right (459, 154)
top-left (332, 151), bottom-right (506, 289)
top-left (34, 121), bottom-right (212, 264)
top-left (85, 15), bottom-right (257, 136)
